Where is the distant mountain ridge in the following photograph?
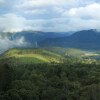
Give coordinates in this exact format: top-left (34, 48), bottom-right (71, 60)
top-left (39, 29), bottom-right (100, 50)
top-left (0, 29), bottom-right (100, 53)
top-left (0, 31), bottom-right (71, 53)
top-left (9, 31), bottom-right (70, 47)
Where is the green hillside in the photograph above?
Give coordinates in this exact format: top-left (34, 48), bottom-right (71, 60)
top-left (45, 47), bottom-right (85, 56)
top-left (0, 56), bottom-right (100, 100)
top-left (0, 48), bottom-right (100, 100)
top-left (0, 47), bottom-right (100, 65)
top-left (45, 47), bottom-right (100, 59)
top-left (1, 48), bottom-right (64, 63)
top-left (44, 47), bottom-right (67, 55)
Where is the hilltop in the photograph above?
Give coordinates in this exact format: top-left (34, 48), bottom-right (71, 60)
top-left (0, 47), bottom-right (100, 64)
top-left (1, 48), bottom-right (65, 63)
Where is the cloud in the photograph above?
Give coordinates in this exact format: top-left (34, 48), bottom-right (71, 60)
top-left (0, 0), bottom-right (5, 3)
top-left (0, 36), bottom-right (28, 53)
top-left (16, 0), bottom-right (63, 8)
top-left (0, 13), bottom-right (49, 32)
top-left (24, 9), bottom-right (46, 15)
top-left (63, 3), bottom-right (100, 20)
top-left (0, 13), bottom-right (27, 32)
top-left (16, 0), bottom-right (99, 9)
top-left (0, 0), bottom-right (100, 33)
top-left (16, 0), bottom-right (99, 18)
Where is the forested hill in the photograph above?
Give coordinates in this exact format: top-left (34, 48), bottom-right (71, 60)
top-left (39, 29), bottom-right (100, 50)
top-left (1, 47), bottom-right (100, 63)
top-left (0, 47), bottom-right (100, 100)
top-left (0, 57), bottom-right (100, 100)
top-left (1, 48), bottom-right (65, 63)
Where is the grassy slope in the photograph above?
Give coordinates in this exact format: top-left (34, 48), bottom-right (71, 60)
top-left (0, 47), bottom-right (100, 64)
top-left (2, 48), bottom-right (64, 63)
top-left (44, 47), bottom-right (100, 59)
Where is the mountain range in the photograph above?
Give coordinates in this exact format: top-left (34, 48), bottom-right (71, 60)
top-left (39, 29), bottom-right (100, 50)
top-left (1, 29), bottom-right (100, 52)
top-left (9, 31), bottom-right (70, 45)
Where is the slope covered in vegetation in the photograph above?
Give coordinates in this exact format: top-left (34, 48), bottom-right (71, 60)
top-left (0, 59), bottom-right (100, 100)
top-left (1, 48), bottom-right (64, 63)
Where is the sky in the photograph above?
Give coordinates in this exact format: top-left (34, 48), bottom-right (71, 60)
top-left (0, 0), bottom-right (100, 32)
top-left (0, 0), bottom-right (100, 52)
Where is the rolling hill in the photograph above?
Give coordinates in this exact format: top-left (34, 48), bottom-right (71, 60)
top-left (0, 47), bottom-right (100, 64)
top-left (44, 47), bottom-right (99, 59)
top-left (1, 48), bottom-right (65, 63)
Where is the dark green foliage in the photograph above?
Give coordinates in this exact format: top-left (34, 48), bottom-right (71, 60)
top-left (0, 63), bottom-right (14, 91)
top-left (0, 60), bottom-right (100, 100)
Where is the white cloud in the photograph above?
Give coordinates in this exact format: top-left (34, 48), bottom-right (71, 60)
top-left (0, 13), bottom-right (48, 32)
top-left (0, 0), bottom-right (5, 3)
top-left (0, 36), bottom-right (28, 53)
top-left (1, 0), bottom-right (100, 32)
top-left (63, 3), bottom-right (100, 20)
top-left (1, 11), bottom-right (100, 33)
top-left (39, 18), bottom-right (100, 32)
top-left (14, 0), bottom-right (100, 19)
top-left (16, 0), bottom-right (99, 9)
top-left (24, 9), bottom-right (46, 15)
top-left (17, 0), bottom-right (61, 8)
top-left (0, 13), bottom-right (27, 32)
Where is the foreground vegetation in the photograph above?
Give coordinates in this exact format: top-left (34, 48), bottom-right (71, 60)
top-left (0, 48), bottom-right (100, 100)
top-left (0, 58), bottom-right (100, 100)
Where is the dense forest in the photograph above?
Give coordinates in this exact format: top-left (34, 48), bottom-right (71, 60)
top-left (0, 58), bottom-right (100, 100)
